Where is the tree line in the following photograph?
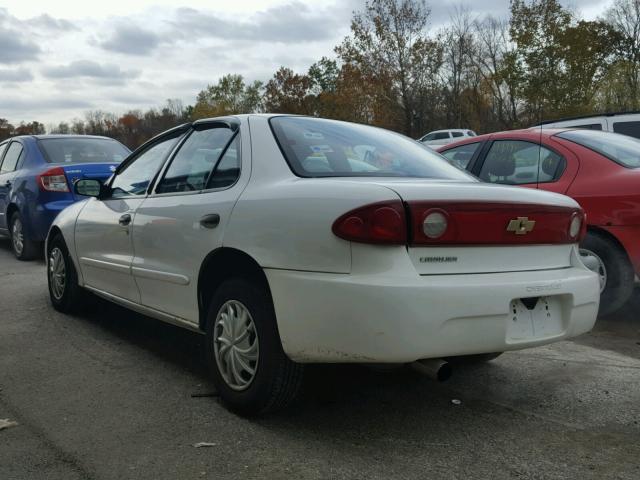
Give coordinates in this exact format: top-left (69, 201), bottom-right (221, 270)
top-left (2, 0), bottom-right (640, 149)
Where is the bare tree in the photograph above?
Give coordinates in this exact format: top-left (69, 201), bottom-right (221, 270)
top-left (441, 6), bottom-right (477, 128)
top-left (473, 15), bottom-right (520, 128)
top-left (337, 0), bottom-right (443, 136)
top-left (605, 0), bottom-right (640, 109)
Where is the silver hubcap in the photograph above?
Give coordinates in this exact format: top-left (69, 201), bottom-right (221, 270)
top-left (12, 218), bottom-right (23, 256)
top-left (49, 247), bottom-right (66, 300)
top-left (580, 248), bottom-right (607, 293)
top-left (213, 300), bottom-right (259, 391)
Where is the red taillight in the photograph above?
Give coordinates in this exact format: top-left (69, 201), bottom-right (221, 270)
top-left (408, 202), bottom-right (585, 245)
top-left (37, 166), bottom-right (70, 192)
top-left (577, 211), bottom-right (588, 242)
top-left (332, 201), bottom-right (407, 244)
top-left (333, 201), bottom-right (585, 246)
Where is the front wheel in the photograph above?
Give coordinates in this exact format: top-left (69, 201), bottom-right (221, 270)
top-left (580, 231), bottom-right (635, 316)
top-left (205, 277), bottom-right (304, 416)
top-left (10, 212), bottom-right (39, 260)
top-left (47, 234), bottom-right (90, 313)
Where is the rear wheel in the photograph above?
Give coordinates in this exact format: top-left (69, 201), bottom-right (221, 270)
top-left (580, 231), bottom-right (634, 316)
top-left (205, 277), bottom-right (304, 416)
top-left (47, 234), bottom-right (90, 313)
top-left (10, 212), bottom-right (39, 260)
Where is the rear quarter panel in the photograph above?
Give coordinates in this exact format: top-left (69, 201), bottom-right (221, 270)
top-left (563, 142), bottom-right (640, 226)
top-left (223, 115), bottom-right (401, 273)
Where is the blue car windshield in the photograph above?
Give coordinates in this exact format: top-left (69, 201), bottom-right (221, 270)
top-left (38, 138), bottom-right (129, 164)
top-left (270, 116), bottom-right (475, 180)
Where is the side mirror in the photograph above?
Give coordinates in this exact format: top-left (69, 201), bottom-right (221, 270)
top-left (74, 179), bottom-right (103, 197)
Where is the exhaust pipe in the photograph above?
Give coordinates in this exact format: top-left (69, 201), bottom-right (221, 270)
top-left (411, 358), bottom-right (452, 382)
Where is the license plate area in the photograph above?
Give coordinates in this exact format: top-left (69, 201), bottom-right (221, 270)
top-left (506, 296), bottom-right (564, 342)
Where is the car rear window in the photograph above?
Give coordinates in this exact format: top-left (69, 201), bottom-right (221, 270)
top-left (270, 117), bottom-right (473, 180)
top-left (556, 130), bottom-right (640, 168)
top-left (38, 137), bottom-right (130, 164)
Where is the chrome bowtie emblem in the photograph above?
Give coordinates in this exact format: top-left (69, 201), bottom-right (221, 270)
top-left (506, 217), bottom-right (536, 235)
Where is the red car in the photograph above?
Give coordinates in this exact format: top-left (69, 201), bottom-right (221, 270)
top-left (438, 128), bottom-right (639, 315)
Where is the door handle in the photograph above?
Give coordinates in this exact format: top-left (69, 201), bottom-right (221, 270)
top-left (200, 213), bottom-right (220, 229)
top-left (4, 180), bottom-right (11, 188)
top-left (119, 213), bottom-right (132, 226)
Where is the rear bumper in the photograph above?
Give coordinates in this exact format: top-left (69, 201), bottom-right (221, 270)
top-left (28, 199), bottom-right (75, 241)
top-left (266, 259), bottom-right (599, 363)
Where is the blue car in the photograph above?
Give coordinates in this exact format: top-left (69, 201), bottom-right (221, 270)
top-left (0, 135), bottom-right (130, 260)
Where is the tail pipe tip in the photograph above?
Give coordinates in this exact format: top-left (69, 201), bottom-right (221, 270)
top-left (411, 358), bottom-right (452, 382)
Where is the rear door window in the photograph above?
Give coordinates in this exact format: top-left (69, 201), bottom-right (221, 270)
top-left (451, 131), bottom-right (463, 138)
top-left (612, 121), bottom-right (640, 139)
top-left (433, 132), bottom-right (450, 140)
top-left (479, 140), bottom-right (564, 185)
top-left (0, 142), bottom-right (23, 173)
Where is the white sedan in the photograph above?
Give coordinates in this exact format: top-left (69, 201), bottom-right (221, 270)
top-left (46, 115), bottom-right (599, 415)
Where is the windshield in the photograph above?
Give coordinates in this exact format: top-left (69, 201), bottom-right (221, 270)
top-left (38, 137), bottom-right (130, 164)
top-left (556, 130), bottom-right (640, 168)
top-left (270, 117), bottom-right (475, 180)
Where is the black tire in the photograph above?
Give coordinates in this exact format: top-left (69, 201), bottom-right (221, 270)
top-left (47, 234), bottom-right (90, 313)
top-left (205, 277), bottom-right (304, 416)
top-left (9, 212), bottom-right (39, 261)
top-left (445, 352), bottom-right (503, 364)
top-left (581, 231), bottom-right (635, 317)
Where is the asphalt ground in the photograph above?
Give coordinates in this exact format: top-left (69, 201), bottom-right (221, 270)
top-left (0, 236), bottom-right (638, 479)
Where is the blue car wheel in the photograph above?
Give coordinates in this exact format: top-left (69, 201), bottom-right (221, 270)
top-left (10, 212), bottom-right (39, 261)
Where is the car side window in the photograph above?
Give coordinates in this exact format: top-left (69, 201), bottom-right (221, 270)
top-left (451, 131), bottom-right (463, 138)
top-left (612, 121), bottom-right (640, 139)
top-left (110, 133), bottom-right (182, 198)
top-left (156, 126), bottom-right (235, 194)
top-left (479, 140), bottom-right (564, 185)
top-left (0, 142), bottom-right (8, 164)
top-left (207, 134), bottom-right (241, 189)
top-left (433, 132), bottom-right (450, 140)
top-left (441, 142), bottom-right (481, 170)
top-left (537, 147), bottom-right (565, 183)
top-left (564, 123), bottom-right (602, 131)
top-left (0, 142), bottom-right (24, 173)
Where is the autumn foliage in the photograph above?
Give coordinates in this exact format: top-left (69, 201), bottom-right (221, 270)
top-left (3, 0), bottom-right (640, 148)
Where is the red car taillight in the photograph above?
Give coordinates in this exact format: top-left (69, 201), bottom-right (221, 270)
top-left (572, 211), bottom-right (587, 242)
top-left (332, 200), bottom-right (407, 244)
top-left (408, 202), bottom-right (585, 245)
top-left (37, 166), bottom-right (70, 192)
top-left (333, 201), bottom-right (585, 246)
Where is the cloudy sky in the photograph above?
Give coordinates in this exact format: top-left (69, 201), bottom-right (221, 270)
top-left (0, 0), bottom-right (613, 126)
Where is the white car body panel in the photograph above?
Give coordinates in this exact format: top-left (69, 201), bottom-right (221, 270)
top-left (540, 113), bottom-right (640, 139)
top-left (268, 248), bottom-right (597, 362)
top-left (419, 129), bottom-right (476, 147)
top-left (75, 197), bottom-right (144, 302)
top-left (128, 120), bottom-right (252, 323)
top-left (48, 114), bottom-right (600, 364)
